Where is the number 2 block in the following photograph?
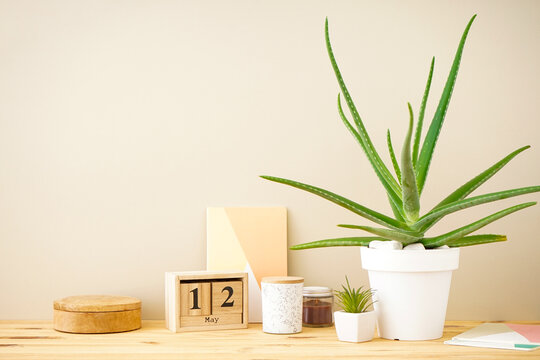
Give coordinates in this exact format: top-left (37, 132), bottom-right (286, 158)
top-left (211, 281), bottom-right (243, 315)
top-left (180, 282), bottom-right (211, 316)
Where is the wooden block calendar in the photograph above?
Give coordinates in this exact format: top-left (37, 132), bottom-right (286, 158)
top-left (165, 271), bottom-right (248, 332)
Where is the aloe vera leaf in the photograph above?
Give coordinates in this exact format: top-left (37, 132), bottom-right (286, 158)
top-left (422, 201), bottom-right (536, 248)
top-left (401, 103), bottom-right (420, 222)
top-left (261, 175), bottom-right (407, 230)
top-left (412, 57), bottom-right (435, 168)
top-left (416, 15), bottom-right (477, 194)
top-left (338, 95), bottom-right (404, 214)
top-left (388, 194), bottom-right (406, 222)
top-left (387, 129), bottom-right (402, 184)
top-left (290, 236), bottom-right (385, 250)
top-left (433, 145), bottom-right (530, 209)
top-left (338, 224), bottom-right (422, 244)
top-left (444, 234), bottom-right (507, 248)
top-left (326, 20), bottom-right (401, 198)
top-left (419, 145), bottom-right (531, 230)
top-left (415, 185), bottom-right (540, 232)
top-left (338, 223), bottom-right (421, 236)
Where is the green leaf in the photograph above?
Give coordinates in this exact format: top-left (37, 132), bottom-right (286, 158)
top-left (388, 194), bottom-right (406, 223)
top-left (422, 201), bottom-right (536, 248)
top-left (387, 129), bottom-right (401, 184)
top-left (290, 237), bottom-right (385, 250)
top-left (416, 15), bottom-right (477, 194)
top-left (413, 57), bottom-right (435, 168)
top-left (261, 175), bottom-right (407, 230)
top-left (334, 276), bottom-right (374, 313)
top-left (401, 103), bottom-right (420, 222)
top-left (446, 234), bottom-right (507, 247)
top-left (418, 145), bottom-right (530, 231)
top-left (338, 224), bottom-right (422, 244)
top-left (432, 146), bottom-right (530, 209)
top-left (326, 19), bottom-right (402, 200)
top-left (415, 185), bottom-right (540, 232)
top-left (338, 95), bottom-right (404, 214)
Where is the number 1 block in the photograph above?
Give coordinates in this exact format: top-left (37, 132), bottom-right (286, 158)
top-left (211, 281), bottom-right (243, 315)
top-left (180, 282), bottom-right (211, 316)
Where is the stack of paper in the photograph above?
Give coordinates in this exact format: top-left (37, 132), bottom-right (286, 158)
top-left (206, 207), bottom-right (288, 323)
top-left (445, 323), bottom-right (540, 351)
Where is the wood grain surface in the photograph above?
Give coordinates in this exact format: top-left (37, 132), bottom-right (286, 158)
top-left (53, 309), bottom-right (141, 334)
top-left (0, 320), bottom-right (538, 359)
top-left (53, 296), bottom-right (141, 312)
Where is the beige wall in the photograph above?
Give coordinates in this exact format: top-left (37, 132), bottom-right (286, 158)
top-left (1, 0), bottom-right (539, 320)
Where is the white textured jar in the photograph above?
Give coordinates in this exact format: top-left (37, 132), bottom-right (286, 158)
top-left (261, 276), bottom-right (304, 334)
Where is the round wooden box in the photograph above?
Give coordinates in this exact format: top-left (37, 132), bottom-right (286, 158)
top-left (53, 295), bottom-right (141, 334)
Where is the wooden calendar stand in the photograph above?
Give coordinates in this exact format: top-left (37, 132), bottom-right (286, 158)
top-left (165, 271), bottom-right (248, 332)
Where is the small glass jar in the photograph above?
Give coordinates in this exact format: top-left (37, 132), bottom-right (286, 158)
top-left (302, 286), bottom-right (333, 327)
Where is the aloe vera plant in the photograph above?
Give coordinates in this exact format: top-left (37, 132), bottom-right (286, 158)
top-left (261, 15), bottom-right (540, 249)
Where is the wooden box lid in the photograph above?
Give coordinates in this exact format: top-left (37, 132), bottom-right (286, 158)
top-left (53, 295), bottom-right (141, 334)
top-left (54, 295), bottom-right (141, 312)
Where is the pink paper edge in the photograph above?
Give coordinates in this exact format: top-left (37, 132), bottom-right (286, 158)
top-left (506, 323), bottom-right (540, 343)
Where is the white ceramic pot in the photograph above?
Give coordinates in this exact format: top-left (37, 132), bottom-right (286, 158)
top-left (334, 310), bottom-right (376, 343)
top-left (360, 247), bottom-right (460, 341)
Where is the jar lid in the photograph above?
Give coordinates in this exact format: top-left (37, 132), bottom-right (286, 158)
top-left (303, 286), bottom-right (333, 297)
top-left (261, 276), bottom-right (304, 284)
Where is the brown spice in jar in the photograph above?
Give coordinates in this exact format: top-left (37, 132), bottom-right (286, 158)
top-left (302, 299), bottom-right (333, 326)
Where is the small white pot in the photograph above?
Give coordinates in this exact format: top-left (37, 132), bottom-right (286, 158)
top-left (334, 310), bottom-right (376, 343)
top-left (360, 246), bottom-right (460, 340)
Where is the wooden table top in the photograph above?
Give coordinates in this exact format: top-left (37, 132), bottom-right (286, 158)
top-left (0, 320), bottom-right (538, 359)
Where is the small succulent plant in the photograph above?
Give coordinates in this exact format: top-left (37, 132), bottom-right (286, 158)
top-left (262, 15), bottom-right (540, 249)
top-left (335, 277), bottom-right (374, 313)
